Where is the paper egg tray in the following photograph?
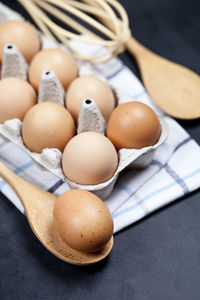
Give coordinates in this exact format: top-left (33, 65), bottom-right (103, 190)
top-left (0, 4), bottom-right (168, 199)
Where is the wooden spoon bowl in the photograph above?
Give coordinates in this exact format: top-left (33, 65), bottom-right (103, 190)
top-left (0, 161), bottom-right (113, 265)
top-left (126, 37), bottom-right (200, 120)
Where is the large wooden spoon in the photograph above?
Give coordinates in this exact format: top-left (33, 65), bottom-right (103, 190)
top-left (125, 37), bottom-right (200, 120)
top-left (0, 161), bottom-right (113, 265)
top-left (83, 0), bottom-right (200, 120)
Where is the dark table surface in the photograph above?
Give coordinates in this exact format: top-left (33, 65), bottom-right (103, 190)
top-left (0, 1), bottom-right (200, 299)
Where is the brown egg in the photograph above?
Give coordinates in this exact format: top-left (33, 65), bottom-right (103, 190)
top-left (54, 189), bottom-right (113, 253)
top-left (0, 77), bottom-right (37, 123)
top-left (62, 131), bottom-right (118, 185)
top-left (0, 20), bottom-right (41, 63)
top-left (65, 76), bottom-right (116, 122)
top-left (22, 102), bottom-right (75, 153)
top-left (29, 49), bottom-right (78, 91)
top-left (106, 101), bottom-right (161, 150)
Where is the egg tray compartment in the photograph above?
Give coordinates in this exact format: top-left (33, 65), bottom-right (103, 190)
top-left (0, 4), bottom-right (168, 199)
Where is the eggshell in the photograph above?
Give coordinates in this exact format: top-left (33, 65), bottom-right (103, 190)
top-left (0, 20), bottom-right (41, 63)
top-left (62, 131), bottom-right (118, 185)
top-left (28, 49), bottom-right (78, 91)
top-left (0, 77), bottom-right (37, 123)
top-left (53, 189), bottom-right (114, 253)
top-left (106, 102), bottom-right (161, 150)
top-left (65, 75), bottom-right (116, 122)
top-left (22, 102), bottom-right (75, 153)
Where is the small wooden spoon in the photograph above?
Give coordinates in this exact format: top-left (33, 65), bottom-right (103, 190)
top-left (0, 161), bottom-right (113, 265)
top-left (126, 37), bottom-right (200, 120)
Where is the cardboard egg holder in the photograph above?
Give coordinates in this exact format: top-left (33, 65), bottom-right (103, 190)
top-left (0, 44), bottom-right (168, 199)
top-left (0, 7), bottom-right (168, 199)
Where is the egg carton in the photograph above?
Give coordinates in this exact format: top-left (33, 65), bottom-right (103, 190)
top-left (0, 4), bottom-right (168, 199)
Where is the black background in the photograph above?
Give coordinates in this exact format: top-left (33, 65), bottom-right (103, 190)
top-left (0, 1), bottom-right (200, 299)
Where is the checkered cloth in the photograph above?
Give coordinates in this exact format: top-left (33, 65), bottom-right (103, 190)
top-left (0, 3), bottom-right (199, 233)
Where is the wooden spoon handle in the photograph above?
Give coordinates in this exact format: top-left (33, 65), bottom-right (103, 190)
top-left (125, 36), bottom-right (156, 70)
top-left (126, 36), bottom-right (146, 54)
top-left (0, 161), bottom-right (54, 211)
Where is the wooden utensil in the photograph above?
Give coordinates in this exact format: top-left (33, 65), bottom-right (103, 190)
top-left (121, 36), bottom-right (200, 120)
top-left (0, 161), bottom-right (113, 265)
top-left (84, 0), bottom-right (200, 120)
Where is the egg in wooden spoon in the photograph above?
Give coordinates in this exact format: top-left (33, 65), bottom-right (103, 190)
top-left (0, 162), bottom-right (113, 265)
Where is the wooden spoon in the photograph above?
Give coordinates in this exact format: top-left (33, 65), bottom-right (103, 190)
top-left (125, 37), bottom-right (200, 120)
top-left (79, 0), bottom-right (200, 120)
top-left (0, 161), bottom-right (113, 265)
